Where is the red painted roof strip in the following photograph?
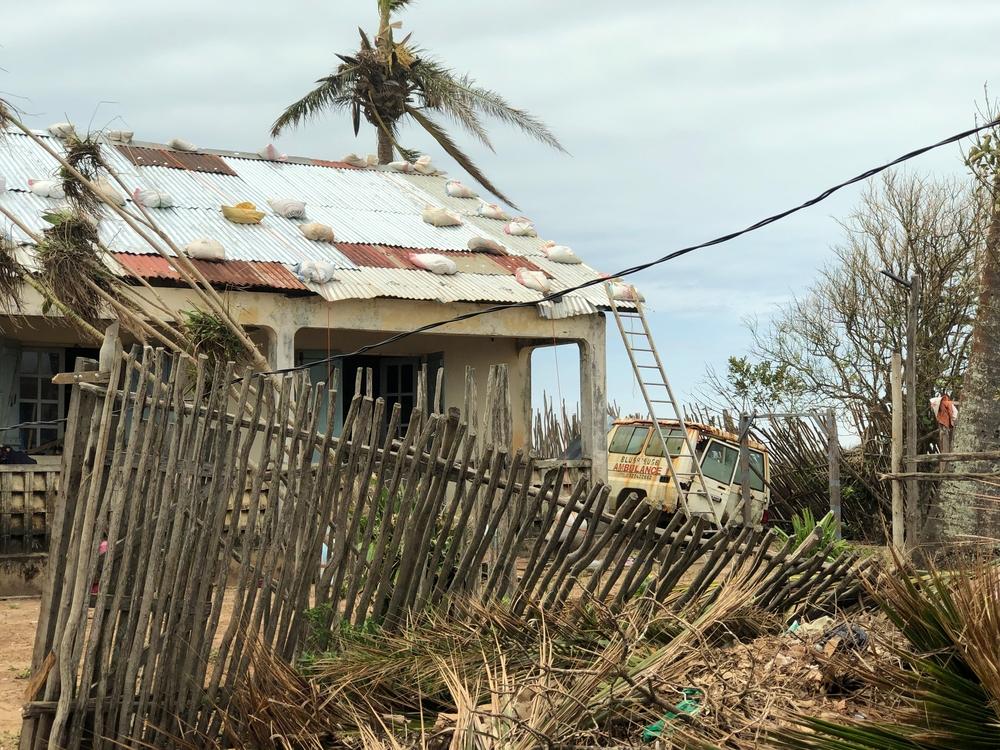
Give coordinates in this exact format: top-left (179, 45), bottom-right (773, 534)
top-left (113, 253), bottom-right (307, 292)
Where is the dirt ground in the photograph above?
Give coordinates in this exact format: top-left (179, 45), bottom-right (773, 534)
top-left (0, 596), bottom-right (37, 747)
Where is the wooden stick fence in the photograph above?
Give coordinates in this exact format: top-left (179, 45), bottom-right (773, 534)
top-left (21, 350), bottom-right (873, 749)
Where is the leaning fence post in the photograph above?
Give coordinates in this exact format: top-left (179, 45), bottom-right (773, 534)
top-left (738, 413), bottom-right (752, 527)
top-left (826, 408), bottom-right (841, 541)
top-left (22, 357), bottom-right (99, 750)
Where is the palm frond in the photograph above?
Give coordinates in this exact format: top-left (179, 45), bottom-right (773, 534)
top-left (410, 61), bottom-right (494, 150)
top-left (270, 71), bottom-right (355, 137)
top-left (405, 105), bottom-right (518, 208)
top-left (420, 69), bottom-right (566, 153)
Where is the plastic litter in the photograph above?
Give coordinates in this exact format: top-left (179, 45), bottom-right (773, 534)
top-left (515, 268), bottom-right (551, 293)
top-left (477, 202), bottom-right (510, 221)
top-left (47, 122), bottom-right (77, 139)
top-left (445, 180), bottom-right (477, 199)
top-left (421, 206), bottom-right (462, 227)
top-left (468, 236), bottom-right (506, 254)
top-left (387, 161), bottom-right (413, 173)
top-left (28, 179), bottom-right (66, 199)
top-left (105, 130), bottom-right (134, 143)
top-left (183, 238), bottom-right (225, 262)
top-left (257, 144), bottom-right (287, 161)
top-left (300, 222), bottom-right (336, 242)
top-left (168, 137), bottom-right (198, 152)
top-left (132, 188), bottom-right (174, 208)
top-left (267, 198), bottom-right (306, 219)
top-left (642, 688), bottom-right (702, 742)
top-left (541, 241), bottom-right (581, 264)
top-left (293, 260), bottom-right (337, 285)
top-left (505, 219), bottom-right (537, 237)
top-left (410, 252), bottom-right (458, 276)
top-left (412, 155), bottom-right (438, 175)
top-left (221, 202), bottom-right (265, 224)
top-left (817, 623), bottom-right (869, 653)
top-left (94, 179), bottom-right (125, 206)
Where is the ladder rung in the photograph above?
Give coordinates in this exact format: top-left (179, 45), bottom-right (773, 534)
top-left (637, 365), bottom-right (659, 369)
top-left (641, 381), bottom-right (666, 386)
top-left (631, 348), bottom-right (653, 352)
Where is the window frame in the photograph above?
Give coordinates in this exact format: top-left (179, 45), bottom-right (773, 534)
top-left (699, 439), bottom-right (740, 486)
top-left (17, 347), bottom-right (65, 452)
top-left (609, 424), bottom-right (651, 456)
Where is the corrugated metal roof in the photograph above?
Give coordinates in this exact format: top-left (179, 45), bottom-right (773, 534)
top-left (115, 145), bottom-right (237, 176)
top-left (113, 253), bottom-right (307, 292)
top-left (0, 128), bottom-right (632, 316)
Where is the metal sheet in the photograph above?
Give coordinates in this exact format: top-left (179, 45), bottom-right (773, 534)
top-left (113, 253), bottom-right (307, 291)
top-left (115, 145), bottom-right (237, 176)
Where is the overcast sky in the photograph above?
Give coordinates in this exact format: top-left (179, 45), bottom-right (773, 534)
top-left (3, 1), bottom-right (999, 416)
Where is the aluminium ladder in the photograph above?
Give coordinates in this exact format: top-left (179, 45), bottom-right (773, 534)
top-left (605, 285), bottom-right (723, 527)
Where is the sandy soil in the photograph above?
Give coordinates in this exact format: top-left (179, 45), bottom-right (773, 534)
top-left (0, 596), bottom-right (38, 746)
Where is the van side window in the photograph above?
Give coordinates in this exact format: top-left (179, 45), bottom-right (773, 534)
top-left (645, 428), bottom-right (686, 457)
top-left (748, 450), bottom-right (766, 492)
top-left (700, 441), bottom-right (739, 484)
top-left (609, 425), bottom-right (650, 455)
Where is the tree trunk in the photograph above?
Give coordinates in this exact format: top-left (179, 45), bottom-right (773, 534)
top-left (377, 130), bottom-right (393, 165)
top-left (935, 176), bottom-right (1000, 549)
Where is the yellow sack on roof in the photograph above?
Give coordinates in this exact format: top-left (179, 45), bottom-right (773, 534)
top-left (221, 202), bottom-right (264, 224)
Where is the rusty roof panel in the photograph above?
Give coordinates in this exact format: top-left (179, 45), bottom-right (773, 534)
top-left (113, 253), bottom-right (307, 291)
top-left (116, 145), bottom-right (238, 176)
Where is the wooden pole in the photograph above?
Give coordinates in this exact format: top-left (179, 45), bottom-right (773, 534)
top-left (826, 408), bottom-right (841, 540)
top-left (738, 413), bottom-right (752, 527)
top-left (890, 352), bottom-right (905, 552)
top-left (904, 273), bottom-right (922, 549)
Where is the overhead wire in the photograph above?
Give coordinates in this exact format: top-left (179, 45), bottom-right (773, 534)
top-left (176, 118), bottom-right (1000, 379)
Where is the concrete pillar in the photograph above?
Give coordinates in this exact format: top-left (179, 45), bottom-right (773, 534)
top-left (267, 325), bottom-right (296, 371)
top-left (578, 314), bottom-right (608, 483)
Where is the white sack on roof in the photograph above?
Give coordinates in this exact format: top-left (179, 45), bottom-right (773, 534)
top-left (257, 144), bottom-right (287, 161)
top-left (477, 202), bottom-right (510, 221)
top-left (445, 180), bottom-right (476, 198)
top-left (541, 240), bottom-right (581, 264)
top-left (28, 179), bottom-right (65, 199)
top-left (412, 155), bottom-right (438, 175)
top-left (505, 219), bottom-right (537, 237)
top-left (343, 153), bottom-right (377, 168)
top-left (421, 206), bottom-right (462, 227)
top-left (410, 252), bottom-right (458, 275)
top-left (387, 161), bottom-right (413, 173)
top-left (132, 188), bottom-right (174, 208)
top-left (168, 138), bottom-right (198, 152)
top-left (106, 130), bottom-right (134, 143)
top-left (293, 260), bottom-right (337, 284)
top-left (605, 280), bottom-right (644, 302)
top-left (300, 222), bottom-right (336, 242)
top-left (267, 198), bottom-right (306, 219)
top-left (94, 179), bottom-right (125, 206)
top-left (515, 268), bottom-right (551, 293)
top-left (184, 238), bottom-right (225, 262)
top-left (468, 236), bottom-right (506, 253)
top-left (47, 122), bottom-right (77, 139)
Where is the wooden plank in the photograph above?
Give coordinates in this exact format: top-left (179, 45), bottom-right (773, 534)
top-left (890, 352), bottom-right (905, 552)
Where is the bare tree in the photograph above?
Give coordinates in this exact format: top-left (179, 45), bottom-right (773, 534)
top-left (706, 172), bottom-right (984, 445)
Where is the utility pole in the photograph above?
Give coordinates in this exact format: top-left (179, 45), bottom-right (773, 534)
top-left (904, 273), bottom-right (922, 548)
top-left (890, 352), bottom-right (905, 552)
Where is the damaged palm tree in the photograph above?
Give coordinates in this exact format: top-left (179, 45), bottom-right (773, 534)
top-left (0, 232), bottom-right (25, 315)
top-left (271, 0), bottom-right (565, 206)
top-left (34, 208), bottom-right (118, 327)
top-left (60, 136), bottom-right (106, 216)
